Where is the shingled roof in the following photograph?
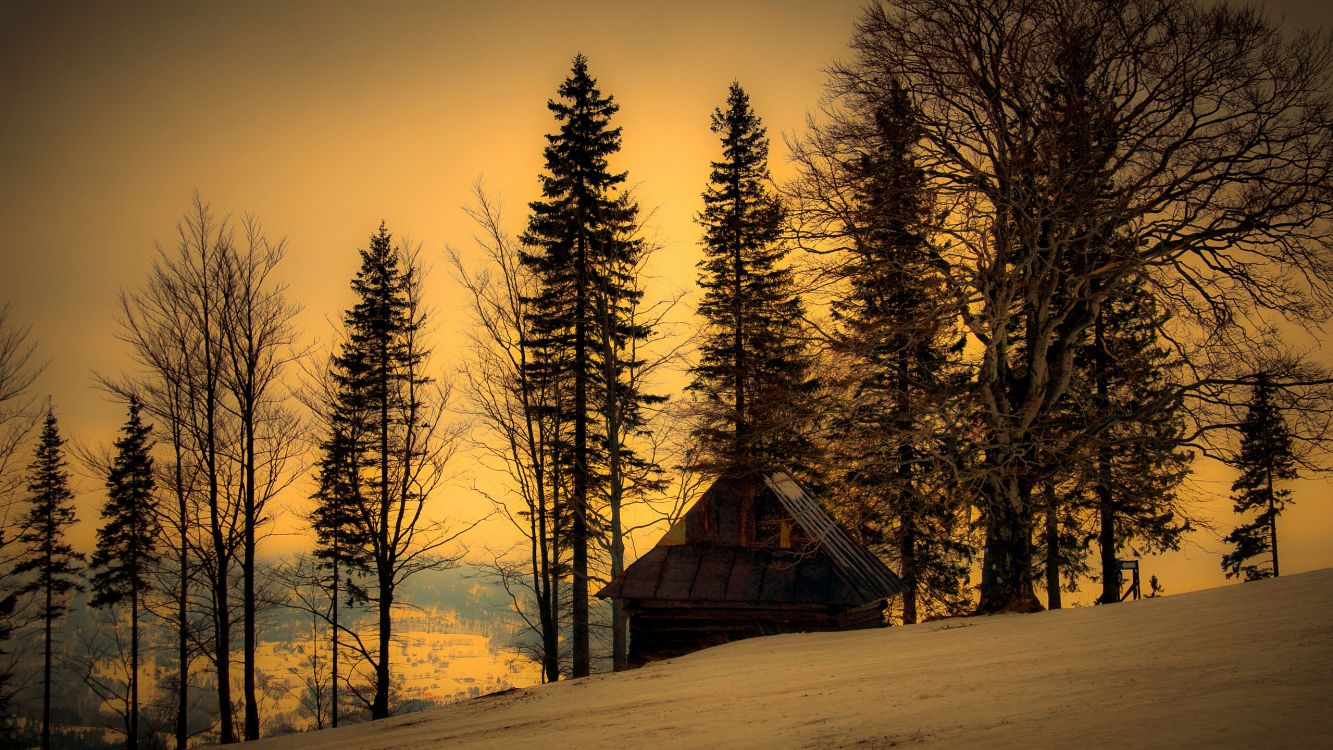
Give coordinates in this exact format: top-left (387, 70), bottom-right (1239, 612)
top-left (599, 468), bottom-right (906, 607)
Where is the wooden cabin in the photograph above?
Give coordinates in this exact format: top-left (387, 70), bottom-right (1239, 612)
top-left (597, 468), bottom-right (906, 667)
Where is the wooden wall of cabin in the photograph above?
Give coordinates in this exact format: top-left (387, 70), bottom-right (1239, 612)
top-left (626, 600), bottom-right (886, 667)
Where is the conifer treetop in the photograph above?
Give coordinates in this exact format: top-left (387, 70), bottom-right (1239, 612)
top-left (89, 397), bottom-right (159, 609)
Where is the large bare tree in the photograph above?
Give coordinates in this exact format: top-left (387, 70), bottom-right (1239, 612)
top-left (217, 216), bottom-right (301, 741)
top-left (830, 0), bottom-right (1333, 613)
top-left (450, 192), bottom-right (566, 683)
top-left (0, 305), bottom-right (42, 735)
top-left (110, 195), bottom-right (300, 743)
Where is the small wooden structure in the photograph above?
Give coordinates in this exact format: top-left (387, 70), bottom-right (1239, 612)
top-left (597, 468), bottom-right (906, 666)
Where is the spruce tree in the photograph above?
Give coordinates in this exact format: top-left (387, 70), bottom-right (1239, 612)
top-left (1222, 374), bottom-right (1296, 581)
top-left (826, 79), bottom-right (971, 623)
top-left (521, 54), bottom-right (649, 677)
top-left (1086, 281), bottom-right (1191, 603)
top-left (89, 397), bottom-right (159, 750)
top-left (329, 222), bottom-right (417, 718)
top-left (308, 418), bottom-right (370, 727)
top-left (1037, 277), bottom-right (1191, 606)
top-left (322, 223), bottom-right (460, 718)
top-left (690, 82), bottom-right (817, 476)
top-left (14, 407), bottom-right (82, 750)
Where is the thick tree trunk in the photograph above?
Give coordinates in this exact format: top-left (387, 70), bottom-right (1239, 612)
top-left (373, 339), bottom-right (392, 720)
top-left (1044, 481), bottom-right (1062, 610)
top-left (538, 494), bottom-right (559, 683)
top-left (1096, 476), bottom-right (1118, 604)
top-left (373, 569), bottom-right (391, 718)
top-left (213, 552), bottom-right (233, 743)
top-left (977, 473), bottom-right (1042, 614)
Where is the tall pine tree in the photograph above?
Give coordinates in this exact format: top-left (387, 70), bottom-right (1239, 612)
top-left (1086, 281), bottom-right (1191, 603)
top-left (329, 222), bottom-right (418, 718)
top-left (89, 397), bottom-right (159, 750)
top-left (1222, 374), bottom-right (1296, 581)
top-left (14, 407), bottom-right (82, 750)
top-left (823, 79), bottom-right (972, 623)
top-left (690, 82), bottom-right (817, 476)
top-left (322, 223), bottom-right (461, 718)
top-left (521, 54), bottom-right (650, 677)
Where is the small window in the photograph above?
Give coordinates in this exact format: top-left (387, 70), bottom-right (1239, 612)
top-left (780, 518), bottom-right (793, 549)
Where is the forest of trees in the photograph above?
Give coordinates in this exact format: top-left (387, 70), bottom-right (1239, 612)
top-left (2, 0), bottom-right (1333, 747)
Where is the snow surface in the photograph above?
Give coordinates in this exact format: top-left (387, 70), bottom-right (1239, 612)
top-left (242, 569), bottom-right (1333, 748)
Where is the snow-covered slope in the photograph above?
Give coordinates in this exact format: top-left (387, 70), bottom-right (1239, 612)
top-left (246, 569), bottom-right (1333, 749)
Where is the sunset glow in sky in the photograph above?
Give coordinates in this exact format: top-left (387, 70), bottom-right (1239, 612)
top-left (2, 0), bottom-right (1332, 604)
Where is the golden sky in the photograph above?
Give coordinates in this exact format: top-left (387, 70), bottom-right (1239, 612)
top-left (1, 0), bottom-right (1331, 603)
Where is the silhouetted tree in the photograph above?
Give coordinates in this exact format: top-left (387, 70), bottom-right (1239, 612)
top-left (110, 244), bottom-right (201, 750)
top-left (122, 197), bottom-right (238, 743)
top-left (89, 398), bottom-right (159, 750)
top-left (325, 223), bottom-right (468, 718)
top-left (1222, 375), bottom-right (1296, 581)
top-left (14, 407), bottom-right (82, 750)
top-left (521, 54), bottom-right (648, 677)
top-left (218, 217), bottom-right (300, 742)
top-left (307, 368), bottom-right (372, 726)
top-left (0, 306), bottom-right (42, 743)
top-left (1084, 283), bottom-right (1192, 603)
top-left (792, 78), bottom-right (972, 622)
top-left (109, 195), bottom-right (299, 744)
top-left (690, 82), bottom-right (817, 477)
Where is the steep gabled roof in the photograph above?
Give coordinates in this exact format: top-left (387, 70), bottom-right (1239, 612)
top-left (598, 468), bottom-right (906, 607)
top-left (762, 470), bottom-right (907, 604)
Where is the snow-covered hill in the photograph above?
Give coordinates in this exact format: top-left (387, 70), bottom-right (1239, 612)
top-left (244, 569), bottom-right (1333, 748)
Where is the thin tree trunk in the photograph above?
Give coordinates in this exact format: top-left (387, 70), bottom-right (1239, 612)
top-left (1043, 480), bottom-right (1061, 610)
top-left (131, 582), bottom-right (140, 750)
top-left (544, 422), bottom-right (562, 682)
top-left (173, 433), bottom-right (189, 750)
top-left (42, 573), bottom-right (51, 750)
top-left (331, 552), bottom-right (339, 728)
top-left (373, 339), bottom-right (391, 719)
top-left (732, 207), bottom-right (746, 466)
top-left (243, 411), bottom-right (258, 740)
top-left (1094, 307), bottom-right (1120, 606)
top-left (598, 287), bottom-right (627, 671)
top-left (896, 357), bottom-right (917, 624)
top-left (203, 288), bottom-right (233, 744)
